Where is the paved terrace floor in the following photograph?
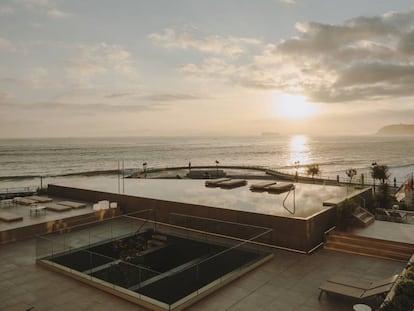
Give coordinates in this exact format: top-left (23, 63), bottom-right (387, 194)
top-left (0, 197), bottom-right (95, 232)
top-left (352, 220), bottom-right (414, 244)
top-left (1, 238), bottom-right (404, 311)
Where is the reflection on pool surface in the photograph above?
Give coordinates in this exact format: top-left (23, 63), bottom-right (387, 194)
top-left (56, 177), bottom-right (355, 218)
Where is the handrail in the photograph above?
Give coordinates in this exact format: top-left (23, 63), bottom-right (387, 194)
top-left (282, 185), bottom-right (296, 215)
top-left (0, 186), bottom-right (37, 194)
top-left (323, 226), bottom-right (336, 236)
top-left (128, 215), bottom-right (307, 254)
top-left (125, 209), bottom-right (155, 234)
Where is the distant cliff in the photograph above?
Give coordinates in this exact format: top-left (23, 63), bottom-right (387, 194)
top-left (377, 124), bottom-right (414, 136)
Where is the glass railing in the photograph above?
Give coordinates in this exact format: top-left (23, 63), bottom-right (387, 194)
top-left (36, 211), bottom-right (273, 310)
top-left (36, 209), bottom-right (156, 259)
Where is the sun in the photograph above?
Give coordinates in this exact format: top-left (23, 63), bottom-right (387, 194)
top-left (272, 93), bottom-right (319, 119)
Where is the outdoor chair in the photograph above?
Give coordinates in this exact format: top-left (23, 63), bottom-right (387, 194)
top-left (374, 208), bottom-right (391, 221)
top-left (318, 274), bottom-right (399, 301)
top-left (388, 211), bottom-right (407, 223)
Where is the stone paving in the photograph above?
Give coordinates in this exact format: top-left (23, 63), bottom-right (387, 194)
top-left (1, 237), bottom-right (405, 311)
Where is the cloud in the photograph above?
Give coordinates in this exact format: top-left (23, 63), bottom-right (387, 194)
top-left (180, 57), bottom-right (240, 80)
top-left (47, 8), bottom-right (71, 18)
top-left (14, 0), bottom-right (72, 18)
top-left (104, 92), bottom-right (135, 99)
top-left (280, 0), bottom-right (296, 4)
top-left (65, 43), bottom-right (139, 88)
top-left (142, 93), bottom-right (202, 102)
top-left (0, 67), bottom-right (61, 90)
top-left (149, 28), bottom-right (262, 56)
top-left (0, 5), bottom-right (14, 14)
top-left (0, 37), bottom-right (16, 51)
top-left (14, 0), bottom-right (55, 8)
top-left (175, 10), bottom-right (414, 104)
top-left (104, 92), bottom-right (204, 102)
top-left (0, 92), bottom-right (14, 102)
top-left (253, 10), bottom-right (414, 102)
top-left (0, 100), bottom-right (166, 115)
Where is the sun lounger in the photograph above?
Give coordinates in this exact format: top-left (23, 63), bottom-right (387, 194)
top-left (318, 274), bottom-right (398, 300)
top-left (375, 208), bottom-right (407, 222)
top-left (27, 195), bottom-right (53, 203)
top-left (205, 178), bottom-right (231, 187)
top-left (13, 197), bottom-right (37, 206)
top-left (388, 211), bottom-right (407, 223)
top-left (218, 179), bottom-right (247, 189)
top-left (58, 201), bottom-right (86, 209)
top-left (0, 211), bottom-right (23, 222)
top-left (375, 208), bottom-right (389, 219)
top-left (45, 204), bottom-right (72, 212)
top-left (249, 181), bottom-right (277, 192)
top-left (266, 183), bottom-right (294, 194)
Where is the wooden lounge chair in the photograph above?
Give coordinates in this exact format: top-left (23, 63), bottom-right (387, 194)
top-left (318, 274), bottom-right (399, 300)
top-left (0, 211), bottom-right (23, 222)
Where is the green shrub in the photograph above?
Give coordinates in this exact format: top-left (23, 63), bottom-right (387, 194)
top-left (336, 199), bottom-right (358, 229)
top-left (395, 279), bottom-right (414, 298)
top-left (382, 271), bottom-right (414, 311)
top-left (387, 294), bottom-right (413, 311)
top-left (404, 270), bottom-right (414, 280)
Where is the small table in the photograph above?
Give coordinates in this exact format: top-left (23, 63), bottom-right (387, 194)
top-left (353, 304), bottom-right (372, 311)
top-left (30, 205), bottom-right (46, 216)
top-left (0, 199), bottom-right (14, 208)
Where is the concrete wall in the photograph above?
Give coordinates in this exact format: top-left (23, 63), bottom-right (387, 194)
top-left (0, 209), bottom-right (119, 245)
top-left (48, 184), bottom-right (337, 252)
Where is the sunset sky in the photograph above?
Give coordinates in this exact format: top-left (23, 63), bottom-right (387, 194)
top-left (1, 0), bottom-right (414, 138)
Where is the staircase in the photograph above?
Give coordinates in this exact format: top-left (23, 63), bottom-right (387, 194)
top-left (324, 231), bottom-right (414, 262)
top-left (352, 206), bottom-right (375, 227)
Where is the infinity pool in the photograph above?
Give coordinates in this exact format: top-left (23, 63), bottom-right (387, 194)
top-left (55, 177), bottom-right (356, 218)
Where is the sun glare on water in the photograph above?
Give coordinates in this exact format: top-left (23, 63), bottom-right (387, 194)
top-left (272, 93), bottom-right (319, 119)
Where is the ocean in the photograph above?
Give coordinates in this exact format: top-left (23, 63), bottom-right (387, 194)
top-left (1, 135), bottom-right (414, 189)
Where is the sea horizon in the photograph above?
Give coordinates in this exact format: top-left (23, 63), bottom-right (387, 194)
top-left (1, 135), bottom-right (413, 190)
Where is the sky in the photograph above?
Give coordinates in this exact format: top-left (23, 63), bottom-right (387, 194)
top-left (1, 0), bottom-right (414, 138)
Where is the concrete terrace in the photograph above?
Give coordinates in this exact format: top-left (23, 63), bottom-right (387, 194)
top-left (0, 197), bottom-right (94, 232)
top-left (0, 181), bottom-right (412, 311)
top-left (0, 236), bottom-right (404, 311)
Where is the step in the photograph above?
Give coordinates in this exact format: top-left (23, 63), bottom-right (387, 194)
top-left (324, 241), bottom-right (412, 261)
top-left (324, 238), bottom-right (414, 255)
top-left (327, 232), bottom-right (414, 250)
top-left (324, 232), bottom-right (414, 262)
top-left (326, 236), bottom-right (414, 254)
top-left (324, 245), bottom-right (409, 262)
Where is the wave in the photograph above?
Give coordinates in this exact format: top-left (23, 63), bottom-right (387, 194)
top-left (387, 163), bottom-right (414, 169)
top-left (0, 169), bottom-right (126, 180)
